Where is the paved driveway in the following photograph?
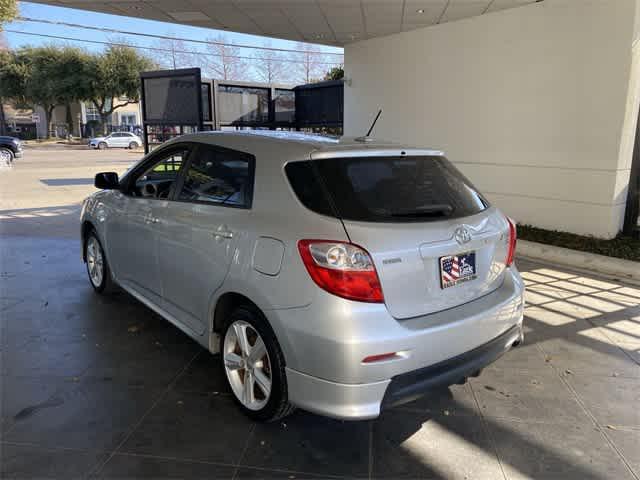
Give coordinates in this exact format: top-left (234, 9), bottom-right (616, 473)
top-left (1, 148), bottom-right (639, 479)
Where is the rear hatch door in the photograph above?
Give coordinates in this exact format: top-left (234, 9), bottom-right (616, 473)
top-left (309, 151), bottom-right (511, 319)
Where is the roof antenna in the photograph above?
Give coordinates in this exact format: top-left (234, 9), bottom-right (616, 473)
top-left (355, 109), bottom-right (382, 143)
top-left (366, 109), bottom-right (382, 136)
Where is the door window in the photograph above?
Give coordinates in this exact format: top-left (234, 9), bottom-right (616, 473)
top-left (129, 148), bottom-right (188, 199)
top-left (177, 145), bottom-right (255, 208)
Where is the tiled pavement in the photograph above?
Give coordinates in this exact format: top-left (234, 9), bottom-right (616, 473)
top-left (1, 150), bottom-right (639, 479)
top-left (1, 240), bottom-right (638, 479)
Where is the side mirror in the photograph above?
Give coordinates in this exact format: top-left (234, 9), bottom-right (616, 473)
top-left (94, 172), bottom-right (119, 190)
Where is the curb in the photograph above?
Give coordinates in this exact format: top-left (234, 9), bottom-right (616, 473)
top-left (517, 240), bottom-right (640, 286)
top-left (24, 143), bottom-right (89, 150)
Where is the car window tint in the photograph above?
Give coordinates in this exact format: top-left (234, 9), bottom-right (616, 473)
top-left (131, 149), bottom-right (187, 199)
top-left (178, 144), bottom-right (254, 208)
top-left (285, 161), bottom-right (335, 217)
top-left (289, 156), bottom-right (488, 223)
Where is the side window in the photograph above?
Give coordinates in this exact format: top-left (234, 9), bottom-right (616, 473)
top-left (178, 144), bottom-right (254, 208)
top-left (129, 149), bottom-right (188, 199)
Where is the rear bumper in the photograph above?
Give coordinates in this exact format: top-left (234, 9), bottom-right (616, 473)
top-left (286, 323), bottom-right (523, 420)
top-left (280, 267), bottom-right (525, 420)
top-left (381, 324), bottom-right (522, 408)
top-left (14, 150), bottom-right (23, 158)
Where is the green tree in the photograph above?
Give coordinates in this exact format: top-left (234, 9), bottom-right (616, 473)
top-left (0, 46), bottom-right (94, 138)
top-left (87, 45), bottom-right (153, 134)
top-left (324, 66), bottom-right (344, 81)
top-left (0, 0), bottom-right (18, 26)
top-left (0, 0), bottom-right (15, 138)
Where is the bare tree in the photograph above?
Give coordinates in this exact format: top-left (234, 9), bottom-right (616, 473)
top-left (202, 35), bottom-right (246, 81)
top-left (157, 36), bottom-right (196, 70)
top-left (293, 42), bottom-right (326, 84)
top-left (253, 42), bottom-right (286, 84)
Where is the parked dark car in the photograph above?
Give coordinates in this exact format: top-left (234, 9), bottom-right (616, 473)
top-left (0, 136), bottom-right (24, 164)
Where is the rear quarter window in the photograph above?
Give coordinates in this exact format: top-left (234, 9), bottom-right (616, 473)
top-left (285, 161), bottom-right (335, 217)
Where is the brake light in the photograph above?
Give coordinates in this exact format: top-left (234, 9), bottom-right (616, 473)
top-left (298, 240), bottom-right (384, 303)
top-left (505, 217), bottom-right (517, 267)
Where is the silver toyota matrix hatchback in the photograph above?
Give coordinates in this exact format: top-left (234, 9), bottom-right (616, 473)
top-left (82, 131), bottom-right (524, 421)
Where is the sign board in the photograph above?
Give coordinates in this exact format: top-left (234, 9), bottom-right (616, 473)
top-left (140, 68), bottom-right (203, 125)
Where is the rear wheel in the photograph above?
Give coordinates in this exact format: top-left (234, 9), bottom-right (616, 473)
top-left (0, 147), bottom-right (14, 167)
top-left (98, 142), bottom-right (107, 150)
top-left (85, 231), bottom-right (115, 293)
top-left (221, 306), bottom-right (294, 422)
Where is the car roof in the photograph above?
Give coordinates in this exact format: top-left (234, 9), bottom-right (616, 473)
top-left (163, 130), bottom-right (444, 161)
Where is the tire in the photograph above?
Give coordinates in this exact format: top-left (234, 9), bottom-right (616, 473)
top-left (220, 306), bottom-right (295, 422)
top-left (0, 147), bottom-right (14, 166)
top-left (84, 230), bottom-right (116, 294)
top-left (98, 142), bottom-right (107, 150)
top-left (129, 141), bottom-right (138, 149)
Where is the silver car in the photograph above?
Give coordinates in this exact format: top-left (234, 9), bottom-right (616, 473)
top-left (81, 131), bottom-right (524, 422)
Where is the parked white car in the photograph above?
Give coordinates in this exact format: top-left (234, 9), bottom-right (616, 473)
top-left (89, 132), bottom-right (142, 149)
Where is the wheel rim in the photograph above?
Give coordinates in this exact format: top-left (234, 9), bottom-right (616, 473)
top-left (0, 149), bottom-right (11, 166)
top-left (223, 320), bottom-right (272, 411)
top-left (86, 236), bottom-right (104, 287)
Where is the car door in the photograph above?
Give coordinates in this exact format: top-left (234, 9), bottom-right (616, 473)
top-left (116, 133), bottom-right (129, 147)
top-left (155, 143), bottom-right (255, 335)
top-left (106, 145), bottom-right (191, 305)
top-left (104, 134), bottom-right (116, 147)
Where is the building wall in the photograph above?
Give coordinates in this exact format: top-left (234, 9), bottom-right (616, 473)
top-left (110, 100), bottom-right (141, 125)
top-left (344, 0), bottom-right (637, 238)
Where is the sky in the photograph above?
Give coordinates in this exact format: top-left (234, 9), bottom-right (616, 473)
top-left (3, 2), bottom-right (344, 83)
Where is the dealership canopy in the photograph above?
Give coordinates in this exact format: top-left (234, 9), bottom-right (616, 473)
top-left (27, 0), bottom-right (539, 46)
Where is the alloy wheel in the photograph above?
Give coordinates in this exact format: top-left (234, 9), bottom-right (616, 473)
top-left (86, 236), bottom-right (104, 288)
top-left (223, 320), bottom-right (272, 411)
top-left (0, 149), bottom-right (12, 167)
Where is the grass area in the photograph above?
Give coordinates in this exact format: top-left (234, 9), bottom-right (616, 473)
top-left (518, 224), bottom-right (640, 262)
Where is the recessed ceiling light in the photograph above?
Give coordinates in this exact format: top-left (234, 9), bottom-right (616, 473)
top-left (416, 9), bottom-right (425, 13)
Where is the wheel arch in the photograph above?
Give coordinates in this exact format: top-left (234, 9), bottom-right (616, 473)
top-left (81, 220), bottom-right (95, 261)
top-left (0, 145), bottom-right (16, 154)
top-left (213, 291), bottom-right (263, 334)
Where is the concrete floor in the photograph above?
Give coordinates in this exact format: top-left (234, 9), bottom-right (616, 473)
top-left (1, 148), bottom-right (639, 479)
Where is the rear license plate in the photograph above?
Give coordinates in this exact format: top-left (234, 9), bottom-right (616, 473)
top-left (440, 252), bottom-right (477, 289)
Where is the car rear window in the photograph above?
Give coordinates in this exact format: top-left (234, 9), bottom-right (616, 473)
top-left (285, 156), bottom-right (489, 223)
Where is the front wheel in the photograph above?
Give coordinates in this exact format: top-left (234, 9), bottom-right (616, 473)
top-left (98, 142), bottom-right (107, 150)
top-left (221, 307), bottom-right (294, 422)
top-left (128, 141), bottom-right (138, 149)
top-left (0, 147), bottom-right (14, 167)
top-left (85, 231), bottom-right (115, 293)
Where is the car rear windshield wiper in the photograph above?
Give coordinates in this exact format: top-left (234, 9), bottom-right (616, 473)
top-left (389, 204), bottom-right (453, 218)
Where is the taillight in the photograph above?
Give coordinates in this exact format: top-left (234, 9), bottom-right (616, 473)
top-left (505, 217), bottom-right (517, 267)
top-left (297, 240), bottom-right (384, 303)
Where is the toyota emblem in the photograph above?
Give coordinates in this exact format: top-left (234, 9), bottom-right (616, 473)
top-left (454, 226), bottom-right (472, 245)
